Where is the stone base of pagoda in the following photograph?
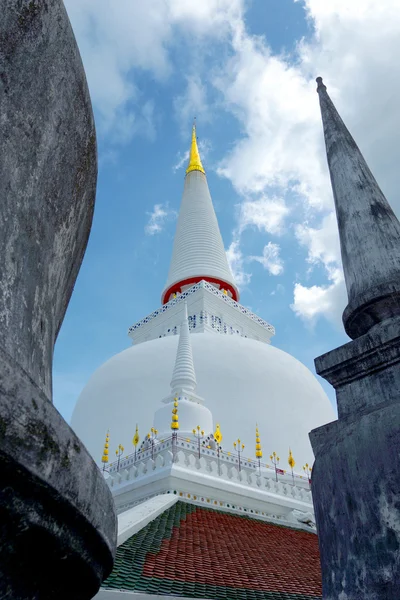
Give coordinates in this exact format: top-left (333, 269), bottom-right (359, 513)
top-left (310, 316), bottom-right (400, 599)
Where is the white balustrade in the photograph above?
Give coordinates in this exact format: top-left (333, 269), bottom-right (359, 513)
top-left (105, 436), bottom-right (313, 508)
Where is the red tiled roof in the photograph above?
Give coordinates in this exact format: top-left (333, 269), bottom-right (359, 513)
top-left (104, 500), bottom-right (322, 599)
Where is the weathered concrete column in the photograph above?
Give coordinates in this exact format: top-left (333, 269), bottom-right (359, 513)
top-left (310, 78), bottom-right (400, 599)
top-left (0, 1), bottom-right (117, 598)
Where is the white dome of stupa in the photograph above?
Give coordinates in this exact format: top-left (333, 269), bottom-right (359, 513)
top-left (71, 331), bottom-right (334, 468)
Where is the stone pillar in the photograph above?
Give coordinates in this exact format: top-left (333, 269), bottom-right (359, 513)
top-left (0, 1), bottom-right (117, 598)
top-left (310, 78), bottom-right (400, 599)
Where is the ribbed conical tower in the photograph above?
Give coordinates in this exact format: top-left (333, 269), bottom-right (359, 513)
top-left (161, 124), bottom-right (239, 304)
top-left (170, 303), bottom-right (197, 394)
top-left (317, 77), bottom-right (400, 339)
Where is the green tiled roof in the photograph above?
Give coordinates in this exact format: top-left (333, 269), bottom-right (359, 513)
top-left (103, 501), bottom-right (322, 599)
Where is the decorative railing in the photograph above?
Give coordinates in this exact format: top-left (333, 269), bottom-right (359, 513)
top-left (105, 434), bottom-right (311, 491)
top-left (105, 436), bottom-right (313, 510)
top-left (128, 280), bottom-right (275, 336)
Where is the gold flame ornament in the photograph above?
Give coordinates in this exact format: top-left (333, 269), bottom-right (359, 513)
top-left (255, 424), bottom-right (262, 459)
top-left (214, 423), bottom-right (222, 445)
top-left (288, 448), bottom-right (295, 469)
top-left (101, 431), bottom-right (110, 464)
top-left (171, 397), bottom-right (179, 431)
top-left (132, 424), bottom-right (140, 447)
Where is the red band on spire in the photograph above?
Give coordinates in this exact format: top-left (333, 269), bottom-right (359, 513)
top-left (162, 276), bottom-right (238, 304)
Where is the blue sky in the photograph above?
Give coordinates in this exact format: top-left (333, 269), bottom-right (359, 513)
top-left (55, 0), bottom-right (400, 423)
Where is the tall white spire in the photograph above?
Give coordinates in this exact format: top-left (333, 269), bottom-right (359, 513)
top-left (161, 124), bottom-right (239, 304)
top-left (170, 303), bottom-right (197, 394)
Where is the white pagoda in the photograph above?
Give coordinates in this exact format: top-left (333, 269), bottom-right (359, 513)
top-left (71, 124), bottom-right (335, 600)
top-left (72, 125), bottom-right (334, 471)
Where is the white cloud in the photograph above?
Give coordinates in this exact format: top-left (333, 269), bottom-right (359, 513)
top-left (291, 212), bottom-right (346, 324)
top-left (270, 283), bottom-right (285, 296)
top-left (174, 76), bottom-right (211, 129)
top-left (291, 266), bottom-right (347, 326)
top-left (250, 242), bottom-right (284, 276)
top-left (212, 0), bottom-right (400, 324)
top-left (226, 240), bottom-right (252, 288)
top-left (169, 0), bottom-right (244, 38)
top-left (238, 196), bottom-right (289, 236)
top-left (295, 212), bottom-right (341, 267)
top-left (145, 204), bottom-right (176, 235)
top-left (290, 212), bottom-right (347, 324)
top-left (65, 0), bottom-right (244, 142)
top-left (214, 38), bottom-right (330, 210)
top-left (65, 0), bottom-right (173, 140)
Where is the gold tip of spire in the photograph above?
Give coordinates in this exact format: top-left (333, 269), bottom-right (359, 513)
top-left (186, 121), bottom-right (205, 175)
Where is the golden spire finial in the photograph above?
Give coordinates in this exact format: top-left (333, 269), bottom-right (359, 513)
top-left (171, 397), bottom-right (179, 430)
top-left (255, 424), bottom-right (262, 459)
top-left (186, 120), bottom-right (205, 175)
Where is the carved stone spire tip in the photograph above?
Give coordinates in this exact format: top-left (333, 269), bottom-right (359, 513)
top-left (317, 77), bottom-right (400, 339)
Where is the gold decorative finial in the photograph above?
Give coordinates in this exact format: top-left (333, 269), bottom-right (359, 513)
top-left (303, 462), bottom-right (312, 489)
top-left (255, 424), bottom-right (262, 459)
top-left (288, 448), bottom-right (296, 485)
top-left (270, 450), bottom-right (280, 482)
top-left (214, 423), bottom-right (222, 445)
top-left (115, 443), bottom-right (124, 471)
top-left (101, 431), bottom-right (109, 469)
top-left (186, 120), bottom-right (205, 175)
top-left (233, 438), bottom-right (245, 472)
top-left (288, 448), bottom-right (295, 469)
top-left (132, 424), bottom-right (140, 448)
top-left (171, 397), bottom-right (179, 430)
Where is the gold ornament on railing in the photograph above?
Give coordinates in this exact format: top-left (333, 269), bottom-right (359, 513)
top-left (214, 423), bottom-right (222, 445)
top-left (101, 431), bottom-right (110, 471)
top-left (192, 425), bottom-right (204, 459)
top-left (115, 443), bottom-right (124, 471)
top-left (171, 397), bottom-right (179, 431)
top-left (233, 438), bottom-right (245, 472)
top-left (288, 448), bottom-right (296, 485)
top-left (255, 424), bottom-right (262, 459)
top-left (255, 424), bottom-right (262, 475)
top-left (270, 451), bottom-right (280, 482)
top-left (133, 424), bottom-right (139, 447)
top-left (146, 427), bottom-right (158, 460)
top-left (303, 462), bottom-right (312, 488)
top-left (132, 424), bottom-right (140, 462)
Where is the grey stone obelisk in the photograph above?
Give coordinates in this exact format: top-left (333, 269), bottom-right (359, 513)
top-left (0, 1), bottom-right (117, 599)
top-left (310, 78), bottom-right (400, 599)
